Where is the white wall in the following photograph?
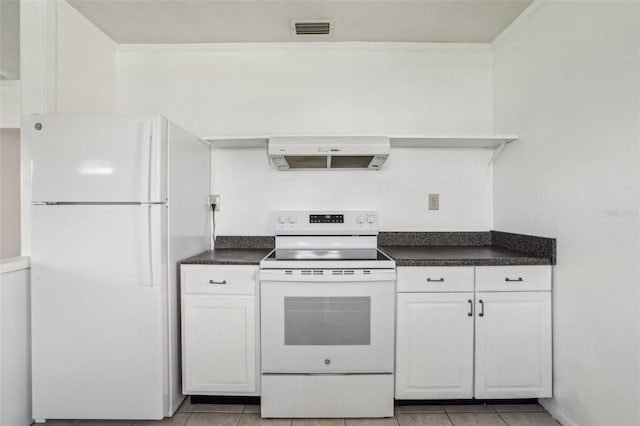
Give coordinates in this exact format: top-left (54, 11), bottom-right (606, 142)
top-left (492, 1), bottom-right (640, 425)
top-left (1, 129), bottom-right (21, 258)
top-left (117, 43), bottom-right (496, 234)
top-left (0, 81), bottom-right (20, 128)
top-left (117, 43), bottom-right (494, 138)
top-left (54, 0), bottom-right (116, 113)
top-left (20, 0), bottom-right (117, 254)
top-left (0, 81), bottom-right (21, 258)
top-left (212, 147), bottom-right (492, 234)
top-left (0, 0), bottom-right (20, 80)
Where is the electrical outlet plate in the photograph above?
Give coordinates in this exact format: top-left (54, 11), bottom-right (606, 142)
top-left (428, 193), bottom-right (439, 210)
top-left (210, 194), bottom-right (220, 211)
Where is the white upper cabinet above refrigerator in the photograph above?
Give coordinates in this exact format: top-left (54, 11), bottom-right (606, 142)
top-left (30, 115), bottom-right (167, 203)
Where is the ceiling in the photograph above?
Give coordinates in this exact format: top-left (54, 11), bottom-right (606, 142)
top-left (67, 0), bottom-right (533, 44)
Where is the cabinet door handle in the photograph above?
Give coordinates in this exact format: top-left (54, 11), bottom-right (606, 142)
top-left (426, 277), bottom-right (445, 282)
top-left (478, 299), bottom-right (484, 317)
top-left (468, 299), bottom-right (473, 317)
top-left (209, 279), bottom-right (227, 285)
top-left (505, 277), bottom-right (524, 282)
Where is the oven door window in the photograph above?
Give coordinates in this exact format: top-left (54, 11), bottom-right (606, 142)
top-left (284, 297), bottom-right (371, 345)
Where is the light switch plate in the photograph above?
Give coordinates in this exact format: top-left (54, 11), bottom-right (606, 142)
top-left (428, 193), bottom-right (439, 210)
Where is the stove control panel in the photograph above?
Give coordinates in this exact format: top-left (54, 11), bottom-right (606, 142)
top-left (274, 210), bottom-right (378, 235)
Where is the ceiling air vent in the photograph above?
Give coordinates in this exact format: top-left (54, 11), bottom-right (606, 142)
top-left (291, 20), bottom-right (335, 38)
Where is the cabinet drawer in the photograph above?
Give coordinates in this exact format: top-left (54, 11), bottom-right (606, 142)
top-left (475, 266), bottom-right (551, 292)
top-left (397, 267), bottom-right (474, 292)
top-left (182, 265), bottom-right (257, 295)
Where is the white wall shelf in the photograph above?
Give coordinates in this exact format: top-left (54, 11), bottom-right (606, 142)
top-left (207, 134), bottom-right (518, 165)
top-left (207, 134), bottom-right (518, 150)
top-left (389, 135), bottom-right (518, 148)
top-left (208, 137), bottom-right (269, 149)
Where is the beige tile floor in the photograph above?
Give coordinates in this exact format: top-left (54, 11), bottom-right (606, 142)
top-left (38, 401), bottom-right (561, 426)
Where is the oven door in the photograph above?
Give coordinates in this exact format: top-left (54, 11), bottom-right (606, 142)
top-left (260, 269), bottom-right (396, 374)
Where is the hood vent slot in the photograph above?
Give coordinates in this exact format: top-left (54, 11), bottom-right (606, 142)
top-left (268, 136), bottom-right (390, 171)
top-left (291, 20), bottom-right (334, 37)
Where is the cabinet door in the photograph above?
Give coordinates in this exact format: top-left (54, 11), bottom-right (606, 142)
top-left (182, 295), bottom-right (257, 394)
top-left (395, 292), bottom-right (474, 399)
top-left (475, 292), bottom-right (552, 398)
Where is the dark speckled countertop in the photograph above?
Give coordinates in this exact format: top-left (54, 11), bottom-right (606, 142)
top-left (379, 231), bottom-right (555, 266)
top-left (181, 236), bottom-right (274, 266)
top-left (181, 249), bottom-right (272, 266)
top-left (180, 232), bottom-right (555, 266)
top-left (380, 245), bottom-right (551, 267)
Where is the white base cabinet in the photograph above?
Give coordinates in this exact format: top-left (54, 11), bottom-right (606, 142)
top-left (395, 292), bottom-right (474, 399)
top-left (181, 265), bottom-right (260, 396)
top-left (395, 265), bottom-right (552, 400)
top-left (474, 291), bottom-right (552, 398)
top-left (0, 261), bottom-right (32, 426)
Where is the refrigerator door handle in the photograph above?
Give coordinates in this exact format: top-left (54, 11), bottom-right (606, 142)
top-left (143, 205), bottom-right (154, 287)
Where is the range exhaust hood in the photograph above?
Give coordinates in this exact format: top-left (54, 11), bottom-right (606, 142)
top-left (268, 136), bottom-right (390, 170)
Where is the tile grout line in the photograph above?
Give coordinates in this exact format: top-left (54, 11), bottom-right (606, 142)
top-left (236, 404), bottom-right (245, 426)
top-left (495, 410), bottom-right (509, 426)
top-left (444, 410), bottom-right (454, 426)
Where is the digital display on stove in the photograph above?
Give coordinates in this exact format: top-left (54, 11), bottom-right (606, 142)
top-left (309, 214), bottom-right (344, 224)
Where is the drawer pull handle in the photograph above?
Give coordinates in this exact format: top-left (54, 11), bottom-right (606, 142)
top-left (468, 299), bottom-right (473, 317)
top-left (427, 278), bottom-right (445, 282)
top-left (209, 280), bottom-right (227, 285)
top-left (479, 299), bottom-right (484, 317)
top-left (505, 277), bottom-right (524, 282)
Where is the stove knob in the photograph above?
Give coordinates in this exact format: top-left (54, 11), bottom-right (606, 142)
top-left (367, 214), bottom-right (376, 224)
top-left (277, 215), bottom-right (287, 224)
top-left (356, 215), bottom-right (364, 224)
top-left (288, 215), bottom-right (298, 224)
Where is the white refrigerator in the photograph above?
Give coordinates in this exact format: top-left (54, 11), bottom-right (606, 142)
top-left (30, 115), bottom-right (210, 421)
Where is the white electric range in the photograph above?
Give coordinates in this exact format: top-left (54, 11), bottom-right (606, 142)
top-left (259, 211), bottom-right (396, 418)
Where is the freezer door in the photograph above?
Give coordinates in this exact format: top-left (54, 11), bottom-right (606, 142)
top-left (31, 204), bottom-right (169, 420)
top-left (31, 115), bottom-right (167, 202)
